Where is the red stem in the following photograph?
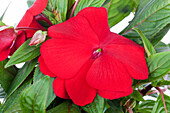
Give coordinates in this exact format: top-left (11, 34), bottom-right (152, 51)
top-left (147, 87), bottom-right (167, 95)
top-left (70, 0), bottom-right (79, 18)
top-left (156, 87), bottom-right (167, 113)
top-left (15, 27), bottom-right (43, 31)
top-left (68, 103), bottom-right (72, 113)
top-left (129, 108), bottom-right (133, 113)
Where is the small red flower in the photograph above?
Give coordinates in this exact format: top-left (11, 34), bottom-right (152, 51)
top-left (39, 7), bottom-right (148, 106)
top-left (0, 26), bottom-right (15, 61)
top-left (0, 0), bottom-right (48, 61)
top-left (10, 0), bottom-right (48, 54)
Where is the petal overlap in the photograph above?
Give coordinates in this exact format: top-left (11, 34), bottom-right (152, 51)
top-left (86, 54), bottom-right (132, 91)
top-left (65, 60), bottom-right (97, 106)
top-left (103, 33), bottom-right (148, 79)
top-left (53, 78), bottom-right (70, 99)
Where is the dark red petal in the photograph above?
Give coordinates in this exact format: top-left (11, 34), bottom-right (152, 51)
top-left (77, 7), bottom-right (110, 42)
top-left (9, 31), bottom-right (25, 55)
top-left (48, 15), bottom-right (99, 45)
top-left (38, 56), bottom-right (56, 77)
top-left (103, 33), bottom-right (148, 80)
top-left (98, 88), bottom-right (133, 99)
top-left (86, 54), bottom-right (132, 92)
top-left (40, 38), bottom-right (94, 79)
top-left (65, 60), bottom-right (97, 106)
top-left (53, 78), bottom-right (70, 99)
top-left (0, 27), bottom-right (15, 61)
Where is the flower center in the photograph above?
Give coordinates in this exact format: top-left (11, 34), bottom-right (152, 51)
top-left (91, 48), bottom-right (102, 59)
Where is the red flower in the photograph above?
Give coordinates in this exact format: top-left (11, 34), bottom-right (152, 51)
top-left (0, 26), bottom-right (15, 61)
top-left (39, 7), bottom-right (148, 106)
top-left (10, 0), bottom-right (48, 54)
top-left (0, 0), bottom-right (48, 61)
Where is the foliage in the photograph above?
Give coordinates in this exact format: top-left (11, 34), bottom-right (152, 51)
top-left (0, 0), bottom-right (170, 113)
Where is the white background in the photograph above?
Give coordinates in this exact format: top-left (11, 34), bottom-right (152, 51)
top-left (0, 0), bottom-right (169, 102)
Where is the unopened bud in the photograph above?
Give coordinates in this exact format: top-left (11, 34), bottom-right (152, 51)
top-left (29, 30), bottom-right (47, 46)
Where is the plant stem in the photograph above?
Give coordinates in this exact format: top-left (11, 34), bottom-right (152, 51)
top-left (155, 87), bottom-right (167, 113)
top-left (15, 27), bottom-right (43, 31)
top-left (139, 84), bottom-right (153, 96)
top-left (129, 108), bottom-right (133, 113)
top-left (70, 0), bottom-right (79, 18)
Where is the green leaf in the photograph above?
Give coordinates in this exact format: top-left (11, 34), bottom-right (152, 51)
top-left (103, 101), bottom-right (110, 112)
top-left (155, 42), bottom-right (170, 53)
top-left (27, 0), bottom-right (35, 8)
top-left (157, 80), bottom-right (170, 87)
top-left (134, 100), bottom-right (155, 113)
top-left (130, 90), bottom-right (145, 102)
top-left (0, 21), bottom-right (5, 26)
top-left (120, 0), bottom-right (170, 43)
top-left (33, 64), bottom-right (45, 83)
top-left (82, 94), bottom-right (104, 113)
top-left (19, 76), bottom-right (50, 113)
top-left (33, 65), bottom-right (56, 107)
top-left (44, 0), bottom-right (68, 24)
top-left (5, 39), bottom-right (41, 68)
top-left (47, 101), bottom-right (81, 113)
top-left (46, 77), bottom-right (56, 107)
top-left (147, 51), bottom-right (170, 81)
top-left (0, 3), bottom-right (10, 21)
top-left (56, 0), bottom-right (68, 22)
top-left (103, 0), bottom-right (134, 27)
top-left (133, 28), bottom-right (156, 57)
top-left (0, 86), bottom-right (6, 98)
top-left (105, 100), bottom-right (123, 113)
top-left (152, 94), bottom-right (170, 113)
top-left (74, 0), bottom-right (106, 16)
top-left (132, 0), bottom-right (141, 10)
top-left (150, 24), bottom-right (170, 45)
top-left (0, 78), bottom-right (31, 113)
top-left (4, 104), bottom-right (22, 113)
top-left (0, 59), bottom-right (17, 93)
top-left (7, 58), bottom-right (37, 98)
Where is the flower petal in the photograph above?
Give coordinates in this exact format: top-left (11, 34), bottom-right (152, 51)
top-left (98, 88), bottom-right (133, 99)
top-left (103, 33), bottom-right (148, 79)
top-left (17, 0), bottom-right (47, 27)
top-left (40, 38), bottom-right (94, 79)
top-left (0, 27), bottom-right (15, 61)
top-left (48, 15), bottom-right (99, 45)
top-left (38, 56), bottom-right (56, 77)
top-left (12, 0), bottom-right (47, 53)
top-left (65, 60), bottom-right (97, 106)
top-left (10, 31), bottom-right (25, 55)
top-left (86, 53), bottom-right (132, 91)
top-left (28, 0), bottom-right (47, 16)
top-left (77, 7), bottom-right (110, 42)
top-left (53, 78), bottom-right (70, 99)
